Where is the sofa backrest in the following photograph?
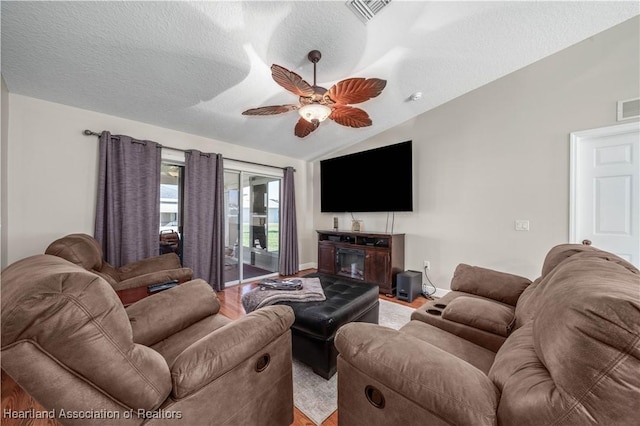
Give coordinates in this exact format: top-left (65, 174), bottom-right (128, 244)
top-left (45, 233), bottom-right (104, 271)
top-left (450, 263), bottom-right (531, 306)
top-left (539, 243), bottom-right (598, 277)
top-left (1, 255), bottom-right (171, 411)
top-left (490, 250), bottom-right (640, 425)
top-left (514, 244), bottom-right (639, 329)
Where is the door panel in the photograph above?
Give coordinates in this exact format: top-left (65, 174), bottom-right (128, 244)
top-left (223, 171), bottom-right (241, 283)
top-left (365, 250), bottom-right (389, 286)
top-left (317, 243), bottom-right (335, 275)
top-left (571, 123), bottom-right (640, 267)
top-left (594, 176), bottom-right (631, 234)
top-left (224, 170), bottom-right (281, 284)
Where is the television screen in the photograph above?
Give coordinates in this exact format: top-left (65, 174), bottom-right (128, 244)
top-left (320, 141), bottom-right (413, 212)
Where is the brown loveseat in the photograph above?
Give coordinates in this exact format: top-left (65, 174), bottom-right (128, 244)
top-left (1, 254), bottom-right (295, 425)
top-left (45, 233), bottom-right (193, 304)
top-left (335, 244), bottom-right (640, 425)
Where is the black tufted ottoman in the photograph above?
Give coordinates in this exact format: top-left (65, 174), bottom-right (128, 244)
top-left (278, 273), bottom-right (379, 379)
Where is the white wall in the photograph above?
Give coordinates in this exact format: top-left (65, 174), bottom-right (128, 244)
top-left (314, 16), bottom-right (640, 290)
top-left (3, 96), bottom-right (314, 267)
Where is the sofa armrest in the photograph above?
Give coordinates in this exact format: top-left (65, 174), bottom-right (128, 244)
top-left (451, 264), bottom-right (531, 306)
top-left (442, 296), bottom-right (515, 337)
top-left (335, 322), bottom-right (499, 426)
top-left (113, 268), bottom-right (193, 291)
top-left (117, 253), bottom-right (184, 280)
top-left (126, 279), bottom-right (220, 346)
top-left (170, 305), bottom-right (295, 399)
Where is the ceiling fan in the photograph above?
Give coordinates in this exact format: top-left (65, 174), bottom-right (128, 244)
top-left (242, 50), bottom-right (386, 138)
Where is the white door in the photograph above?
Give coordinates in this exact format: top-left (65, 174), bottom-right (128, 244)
top-left (570, 122), bottom-right (640, 267)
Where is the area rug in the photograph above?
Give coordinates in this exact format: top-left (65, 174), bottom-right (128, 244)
top-left (292, 298), bottom-right (417, 425)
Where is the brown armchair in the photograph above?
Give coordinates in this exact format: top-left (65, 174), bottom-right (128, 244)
top-left (45, 233), bottom-right (193, 304)
top-left (1, 254), bottom-right (295, 426)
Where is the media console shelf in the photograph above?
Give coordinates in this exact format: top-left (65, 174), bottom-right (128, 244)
top-left (317, 230), bottom-right (405, 296)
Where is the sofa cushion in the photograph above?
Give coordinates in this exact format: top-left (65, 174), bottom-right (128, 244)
top-left (450, 264), bottom-right (531, 306)
top-left (336, 322), bottom-right (500, 426)
top-left (539, 243), bottom-right (596, 277)
top-left (170, 305), bottom-right (294, 399)
top-left (400, 320), bottom-right (496, 374)
top-left (514, 248), bottom-right (640, 331)
top-left (568, 249), bottom-right (640, 275)
top-left (45, 233), bottom-right (103, 271)
top-left (514, 247), bottom-right (600, 331)
top-left (442, 296), bottom-right (515, 337)
top-left (512, 277), bottom-right (542, 330)
top-left (126, 279), bottom-right (220, 346)
top-left (411, 291), bottom-right (508, 353)
top-left (488, 322), bottom-right (538, 391)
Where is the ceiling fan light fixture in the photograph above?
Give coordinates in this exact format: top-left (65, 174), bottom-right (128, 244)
top-left (242, 49), bottom-right (385, 138)
top-left (298, 103), bottom-right (332, 123)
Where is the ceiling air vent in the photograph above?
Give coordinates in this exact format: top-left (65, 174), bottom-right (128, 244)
top-left (346, 0), bottom-right (391, 23)
top-left (617, 98), bottom-right (640, 121)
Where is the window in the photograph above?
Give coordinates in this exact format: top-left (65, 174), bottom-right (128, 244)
top-left (160, 163), bottom-right (184, 232)
top-left (159, 163), bottom-right (184, 259)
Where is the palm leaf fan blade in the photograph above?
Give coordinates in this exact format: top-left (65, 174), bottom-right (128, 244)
top-left (242, 105), bottom-right (298, 116)
top-left (271, 65), bottom-right (315, 97)
top-left (330, 106), bottom-right (372, 128)
top-left (326, 78), bottom-right (386, 105)
top-left (294, 117), bottom-right (319, 138)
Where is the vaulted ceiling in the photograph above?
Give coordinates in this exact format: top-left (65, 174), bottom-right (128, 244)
top-left (2, 1), bottom-right (638, 160)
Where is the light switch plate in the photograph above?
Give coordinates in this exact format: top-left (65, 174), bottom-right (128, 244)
top-left (515, 220), bottom-right (530, 231)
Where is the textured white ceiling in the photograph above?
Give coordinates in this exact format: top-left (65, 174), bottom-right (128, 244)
top-left (2, 1), bottom-right (638, 160)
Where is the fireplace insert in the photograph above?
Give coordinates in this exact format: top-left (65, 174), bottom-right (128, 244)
top-left (336, 248), bottom-right (365, 280)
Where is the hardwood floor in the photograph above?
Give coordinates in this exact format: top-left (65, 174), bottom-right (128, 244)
top-left (1, 269), bottom-right (428, 426)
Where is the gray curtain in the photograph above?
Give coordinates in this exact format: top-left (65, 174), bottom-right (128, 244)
top-left (279, 166), bottom-right (299, 275)
top-left (95, 131), bottom-right (161, 267)
top-left (183, 150), bottom-right (225, 291)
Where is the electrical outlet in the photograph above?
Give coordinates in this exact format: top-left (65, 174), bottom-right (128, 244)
top-left (423, 260), bottom-right (431, 270)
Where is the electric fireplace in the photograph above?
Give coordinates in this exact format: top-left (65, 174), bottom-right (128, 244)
top-left (336, 248), bottom-right (365, 280)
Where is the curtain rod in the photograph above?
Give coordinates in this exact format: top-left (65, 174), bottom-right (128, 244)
top-left (83, 130), bottom-right (295, 172)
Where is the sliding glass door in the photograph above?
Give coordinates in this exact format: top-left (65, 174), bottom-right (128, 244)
top-left (224, 170), bottom-right (281, 285)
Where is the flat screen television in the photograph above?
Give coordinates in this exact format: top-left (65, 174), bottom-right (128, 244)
top-left (320, 141), bottom-right (413, 212)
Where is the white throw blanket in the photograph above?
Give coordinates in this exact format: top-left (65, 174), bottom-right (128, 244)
top-left (241, 277), bottom-right (326, 313)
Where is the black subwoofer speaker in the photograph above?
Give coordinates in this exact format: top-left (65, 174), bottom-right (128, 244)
top-left (396, 270), bottom-right (422, 302)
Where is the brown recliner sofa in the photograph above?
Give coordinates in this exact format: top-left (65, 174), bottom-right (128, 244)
top-left (45, 233), bottom-right (193, 304)
top-left (335, 244), bottom-right (640, 425)
top-left (1, 254), bottom-right (295, 426)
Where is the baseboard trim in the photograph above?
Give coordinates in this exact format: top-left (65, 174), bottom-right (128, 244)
top-left (299, 262), bottom-right (316, 271)
top-left (433, 287), bottom-right (450, 298)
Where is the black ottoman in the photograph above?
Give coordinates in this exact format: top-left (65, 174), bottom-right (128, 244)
top-left (278, 273), bottom-right (379, 379)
